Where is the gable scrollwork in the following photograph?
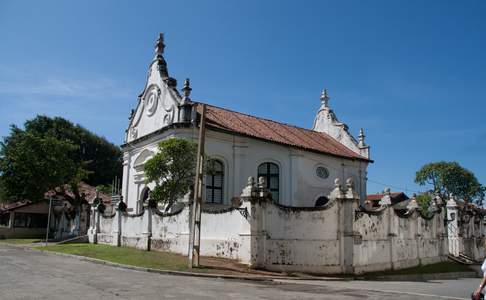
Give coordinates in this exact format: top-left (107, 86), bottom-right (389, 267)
top-left (145, 85), bottom-right (161, 117)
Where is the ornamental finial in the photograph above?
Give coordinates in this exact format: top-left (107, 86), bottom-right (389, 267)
top-left (320, 89), bottom-right (329, 108)
top-left (358, 128), bottom-right (366, 147)
top-left (181, 78), bottom-right (192, 101)
top-left (155, 33), bottom-right (165, 57)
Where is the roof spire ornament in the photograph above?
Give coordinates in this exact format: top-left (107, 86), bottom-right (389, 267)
top-left (181, 78), bottom-right (192, 103)
top-left (320, 89), bottom-right (330, 108)
top-left (154, 33), bottom-right (165, 58)
top-left (358, 128), bottom-right (366, 147)
top-left (178, 78), bottom-right (193, 123)
top-left (152, 33), bottom-right (169, 79)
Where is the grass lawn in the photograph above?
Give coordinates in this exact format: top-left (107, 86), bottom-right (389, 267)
top-left (35, 243), bottom-right (208, 273)
top-left (0, 238), bottom-right (42, 245)
top-left (363, 261), bottom-right (473, 278)
top-left (32, 243), bottom-right (474, 278)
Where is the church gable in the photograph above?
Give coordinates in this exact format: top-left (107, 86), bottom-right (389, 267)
top-left (126, 34), bottom-right (181, 143)
top-left (312, 90), bottom-right (370, 159)
top-left (124, 34), bottom-right (370, 162)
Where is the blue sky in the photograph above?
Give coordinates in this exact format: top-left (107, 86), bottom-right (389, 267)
top-left (0, 0), bottom-right (485, 195)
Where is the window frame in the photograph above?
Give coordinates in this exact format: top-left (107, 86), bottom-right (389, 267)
top-left (257, 162), bottom-right (280, 202)
top-left (205, 159), bottom-right (224, 204)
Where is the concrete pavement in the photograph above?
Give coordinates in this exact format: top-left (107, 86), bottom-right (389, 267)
top-left (0, 244), bottom-right (479, 299)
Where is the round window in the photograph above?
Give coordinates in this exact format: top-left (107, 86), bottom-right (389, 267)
top-left (315, 166), bottom-right (329, 179)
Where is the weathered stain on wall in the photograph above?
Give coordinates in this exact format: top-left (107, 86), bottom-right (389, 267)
top-left (90, 191), bottom-right (485, 275)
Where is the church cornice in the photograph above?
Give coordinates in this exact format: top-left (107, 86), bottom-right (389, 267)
top-left (121, 122), bottom-right (193, 150)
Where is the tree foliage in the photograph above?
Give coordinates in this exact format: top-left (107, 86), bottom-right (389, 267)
top-left (144, 138), bottom-right (198, 209)
top-left (22, 116), bottom-right (122, 186)
top-left (416, 193), bottom-right (433, 215)
top-left (0, 177), bottom-right (7, 203)
top-left (415, 161), bottom-right (484, 205)
top-left (0, 116), bottom-right (122, 203)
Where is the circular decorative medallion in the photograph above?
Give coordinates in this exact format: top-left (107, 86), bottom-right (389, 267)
top-left (146, 87), bottom-right (160, 116)
top-left (316, 166), bottom-right (329, 179)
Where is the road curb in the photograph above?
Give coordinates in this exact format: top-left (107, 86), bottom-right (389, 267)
top-left (359, 271), bottom-right (479, 281)
top-left (2, 243), bottom-right (478, 282)
top-left (6, 244), bottom-right (345, 282)
top-left (40, 249), bottom-right (277, 282)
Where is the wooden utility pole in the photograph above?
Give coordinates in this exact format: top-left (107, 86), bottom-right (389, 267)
top-left (188, 104), bottom-right (206, 268)
top-left (45, 196), bottom-right (53, 246)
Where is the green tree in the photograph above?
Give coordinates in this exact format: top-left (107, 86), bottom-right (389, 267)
top-left (0, 177), bottom-right (7, 203)
top-left (0, 116), bottom-right (122, 204)
top-left (415, 161), bottom-right (484, 205)
top-left (144, 138), bottom-right (198, 210)
top-left (416, 193), bottom-right (433, 215)
top-left (22, 116), bottom-right (122, 186)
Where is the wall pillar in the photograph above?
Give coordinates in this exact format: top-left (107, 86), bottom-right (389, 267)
top-left (479, 216), bottom-right (485, 259)
top-left (140, 202), bottom-right (152, 251)
top-left (339, 178), bottom-right (358, 274)
top-left (112, 206), bottom-right (122, 247)
top-left (87, 208), bottom-right (94, 243)
top-left (446, 196), bottom-right (459, 257)
top-left (89, 207), bottom-right (100, 244)
top-left (439, 210), bottom-right (448, 259)
top-left (416, 214), bottom-right (423, 263)
top-left (242, 176), bottom-right (267, 269)
top-left (388, 207), bottom-right (398, 269)
top-left (249, 200), bottom-right (266, 268)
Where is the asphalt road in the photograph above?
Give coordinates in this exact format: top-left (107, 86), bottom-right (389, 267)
top-left (0, 244), bottom-right (479, 300)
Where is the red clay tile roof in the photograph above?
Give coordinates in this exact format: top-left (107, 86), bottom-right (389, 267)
top-left (1, 183), bottom-right (111, 212)
top-left (44, 182), bottom-right (111, 204)
top-left (197, 103), bottom-right (371, 162)
top-left (366, 192), bottom-right (407, 201)
top-left (0, 201), bottom-right (32, 212)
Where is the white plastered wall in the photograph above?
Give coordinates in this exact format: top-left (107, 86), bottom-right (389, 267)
top-left (122, 127), bottom-right (368, 210)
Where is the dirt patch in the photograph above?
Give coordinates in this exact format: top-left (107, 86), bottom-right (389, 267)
top-left (199, 256), bottom-right (284, 276)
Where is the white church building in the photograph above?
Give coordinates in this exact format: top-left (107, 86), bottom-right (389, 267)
top-left (121, 33), bottom-right (372, 212)
top-left (90, 34), bottom-right (483, 274)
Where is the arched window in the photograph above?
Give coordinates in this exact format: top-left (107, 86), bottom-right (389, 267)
top-left (140, 187), bottom-right (150, 202)
top-left (205, 159), bottom-right (224, 204)
top-left (258, 162), bottom-right (279, 202)
top-left (138, 187), bottom-right (150, 212)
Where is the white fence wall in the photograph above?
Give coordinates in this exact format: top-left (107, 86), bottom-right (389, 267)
top-left (89, 186), bottom-right (485, 274)
top-left (255, 201), bottom-right (342, 273)
top-left (353, 207), bottom-right (447, 273)
top-left (91, 202), bottom-right (251, 263)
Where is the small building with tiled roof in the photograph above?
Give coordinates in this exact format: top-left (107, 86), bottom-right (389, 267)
top-left (0, 201), bottom-right (50, 238)
top-left (366, 191), bottom-right (409, 208)
top-left (121, 34), bottom-right (372, 211)
top-left (0, 182), bottom-right (110, 240)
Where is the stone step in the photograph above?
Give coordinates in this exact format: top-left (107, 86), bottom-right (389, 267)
top-left (448, 254), bottom-right (474, 265)
top-left (459, 253), bottom-right (479, 263)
